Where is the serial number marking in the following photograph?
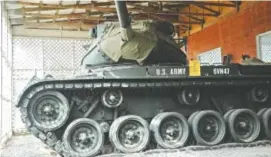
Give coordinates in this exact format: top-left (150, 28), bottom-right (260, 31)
top-left (156, 68), bottom-right (186, 76)
top-left (213, 68), bottom-right (230, 75)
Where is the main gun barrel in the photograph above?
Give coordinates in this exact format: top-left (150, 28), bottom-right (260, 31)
top-left (114, 0), bottom-right (134, 41)
top-left (114, 0), bottom-right (130, 28)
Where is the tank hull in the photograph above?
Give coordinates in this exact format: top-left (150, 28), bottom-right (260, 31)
top-left (16, 64), bottom-right (271, 157)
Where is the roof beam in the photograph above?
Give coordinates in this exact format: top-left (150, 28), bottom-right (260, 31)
top-left (37, 0), bottom-right (43, 23)
top-left (126, 2), bottom-right (157, 12)
top-left (163, 3), bottom-right (189, 8)
top-left (21, 7), bottom-right (62, 12)
top-left (148, 2), bottom-right (160, 10)
top-left (178, 1), bottom-right (220, 15)
top-left (180, 14), bottom-right (204, 23)
top-left (191, 4), bottom-right (220, 15)
top-left (183, 2), bottom-right (236, 8)
top-left (179, 27), bottom-right (187, 31)
top-left (180, 25), bottom-right (189, 29)
top-left (19, 1), bottom-right (114, 8)
top-left (14, 18), bottom-right (100, 26)
top-left (93, 6), bottom-right (137, 13)
top-left (14, 1), bottom-right (116, 12)
top-left (171, 20), bottom-right (203, 26)
top-left (16, 10), bottom-right (217, 21)
top-left (54, 0), bottom-right (62, 23)
top-left (19, 16), bottom-right (117, 23)
top-left (131, 12), bottom-right (200, 26)
top-left (19, 12), bottom-right (142, 21)
top-left (142, 11), bottom-right (217, 17)
top-left (178, 20), bottom-right (202, 25)
top-left (43, 19), bottom-right (97, 24)
top-left (14, 6), bottom-right (138, 15)
top-left (24, 21), bottom-right (95, 30)
top-left (21, 15), bottom-right (201, 26)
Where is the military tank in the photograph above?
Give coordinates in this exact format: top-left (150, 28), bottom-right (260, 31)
top-left (16, 1), bottom-right (271, 157)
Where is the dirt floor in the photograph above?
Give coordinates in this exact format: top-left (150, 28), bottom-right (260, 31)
top-left (1, 135), bottom-right (271, 157)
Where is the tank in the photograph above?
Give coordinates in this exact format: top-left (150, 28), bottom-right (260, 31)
top-left (16, 1), bottom-right (271, 157)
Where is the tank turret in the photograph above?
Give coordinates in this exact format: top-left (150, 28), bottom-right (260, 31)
top-left (81, 1), bottom-right (187, 66)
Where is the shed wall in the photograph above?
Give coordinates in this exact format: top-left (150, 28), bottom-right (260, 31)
top-left (187, 1), bottom-right (271, 63)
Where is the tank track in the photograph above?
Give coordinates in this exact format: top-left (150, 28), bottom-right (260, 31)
top-left (97, 140), bottom-right (271, 157)
top-left (17, 78), bottom-right (271, 157)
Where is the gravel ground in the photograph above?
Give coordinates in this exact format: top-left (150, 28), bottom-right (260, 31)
top-left (0, 135), bottom-right (61, 157)
top-left (1, 135), bottom-right (271, 157)
top-left (121, 146), bottom-right (271, 157)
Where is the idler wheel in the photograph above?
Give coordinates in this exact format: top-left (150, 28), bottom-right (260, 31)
top-left (150, 112), bottom-right (189, 148)
top-left (190, 110), bottom-right (226, 145)
top-left (63, 118), bottom-right (104, 157)
top-left (250, 86), bottom-right (269, 103)
top-left (109, 115), bottom-right (150, 153)
top-left (178, 88), bottom-right (200, 105)
top-left (225, 109), bottom-right (261, 143)
top-left (28, 91), bottom-right (70, 131)
top-left (102, 89), bottom-right (123, 108)
top-left (258, 108), bottom-right (271, 139)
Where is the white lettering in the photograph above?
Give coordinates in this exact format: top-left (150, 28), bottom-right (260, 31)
top-left (156, 69), bottom-right (161, 75)
top-left (162, 69), bottom-right (166, 75)
top-left (170, 68), bottom-right (186, 75)
top-left (213, 68), bottom-right (230, 75)
top-left (156, 68), bottom-right (186, 76)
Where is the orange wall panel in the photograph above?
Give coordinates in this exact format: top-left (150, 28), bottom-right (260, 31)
top-left (187, 1), bottom-right (271, 63)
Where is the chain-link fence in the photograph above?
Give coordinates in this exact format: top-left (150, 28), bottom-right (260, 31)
top-left (197, 47), bottom-right (222, 65)
top-left (261, 45), bottom-right (271, 62)
top-left (258, 32), bottom-right (271, 62)
top-left (12, 36), bottom-right (92, 132)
